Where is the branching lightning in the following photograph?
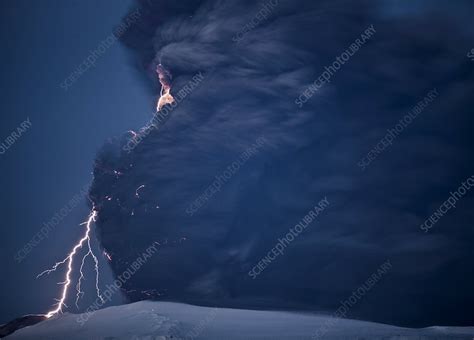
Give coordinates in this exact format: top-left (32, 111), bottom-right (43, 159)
top-left (37, 209), bottom-right (104, 318)
top-left (36, 63), bottom-right (174, 320)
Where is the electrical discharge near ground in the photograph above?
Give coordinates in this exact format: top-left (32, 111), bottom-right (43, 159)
top-left (37, 63), bottom-right (174, 318)
top-left (37, 209), bottom-right (104, 318)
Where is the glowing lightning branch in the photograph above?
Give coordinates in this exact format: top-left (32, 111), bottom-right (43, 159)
top-left (75, 235), bottom-right (104, 308)
top-left (37, 209), bottom-right (104, 318)
top-left (36, 62), bottom-right (175, 320)
top-left (156, 64), bottom-right (174, 112)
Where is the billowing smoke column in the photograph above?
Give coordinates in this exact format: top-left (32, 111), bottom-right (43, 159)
top-left (78, 0), bottom-right (474, 329)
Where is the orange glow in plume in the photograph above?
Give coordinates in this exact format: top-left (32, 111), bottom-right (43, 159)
top-left (156, 64), bottom-right (175, 112)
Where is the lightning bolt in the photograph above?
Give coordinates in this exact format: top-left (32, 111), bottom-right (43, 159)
top-left (37, 62), bottom-right (174, 320)
top-left (37, 209), bottom-right (104, 318)
top-left (156, 63), bottom-right (174, 112)
top-left (75, 233), bottom-right (104, 308)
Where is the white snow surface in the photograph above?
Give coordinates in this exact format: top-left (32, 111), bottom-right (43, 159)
top-left (6, 301), bottom-right (474, 340)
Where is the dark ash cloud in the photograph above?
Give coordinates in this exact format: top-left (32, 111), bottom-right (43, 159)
top-left (90, 0), bottom-right (474, 327)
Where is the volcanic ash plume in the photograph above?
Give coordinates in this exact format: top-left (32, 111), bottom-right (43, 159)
top-left (156, 63), bottom-right (174, 112)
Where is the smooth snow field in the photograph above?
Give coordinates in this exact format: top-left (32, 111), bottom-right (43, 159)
top-left (6, 301), bottom-right (474, 339)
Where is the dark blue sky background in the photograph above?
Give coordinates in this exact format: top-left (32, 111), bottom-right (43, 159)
top-left (0, 0), bottom-right (154, 324)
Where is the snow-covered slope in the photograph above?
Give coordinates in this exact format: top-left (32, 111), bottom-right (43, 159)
top-left (6, 301), bottom-right (474, 339)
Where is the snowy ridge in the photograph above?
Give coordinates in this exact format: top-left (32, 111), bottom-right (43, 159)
top-left (6, 301), bottom-right (474, 339)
